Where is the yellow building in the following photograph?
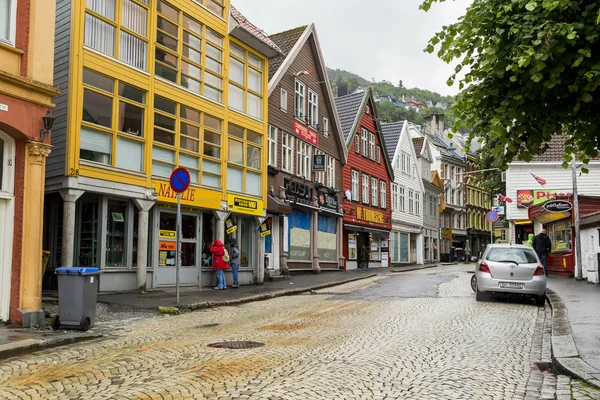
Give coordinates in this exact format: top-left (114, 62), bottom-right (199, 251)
top-left (0, 0), bottom-right (61, 326)
top-left (43, 0), bottom-right (282, 291)
top-left (465, 154), bottom-right (493, 258)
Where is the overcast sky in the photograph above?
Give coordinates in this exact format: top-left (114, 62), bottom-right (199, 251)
top-left (232, 0), bottom-right (472, 96)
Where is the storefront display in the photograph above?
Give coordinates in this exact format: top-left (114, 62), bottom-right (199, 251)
top-left (288, 210), bottom-right (311, 261)
top-left (317, 215), bottom-right (337, 262)
top-left (106, 200), bottom-right (128, 268)
top-left (348, 233), bottom-right (357, 260)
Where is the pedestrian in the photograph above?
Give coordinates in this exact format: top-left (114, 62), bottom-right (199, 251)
top-left (209, 239), bottom-right (229, 290)
top-left (525, 233), bottom-right (534, 247)
top-left (229, 238), bottom-right (241, 288)
top-left (532, 228), bottom-right (552, 275)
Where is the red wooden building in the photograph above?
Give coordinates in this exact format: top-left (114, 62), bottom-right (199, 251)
top-left (528, 196), bottom-right (600, 276)
top-left (335, 89), bottom-right (394, 269)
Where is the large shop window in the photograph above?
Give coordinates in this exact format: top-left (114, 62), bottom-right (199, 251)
top-left (370, 233), bottom-right (380, 261)
top-left (85, 0), bottom-right (149, 70)
top-left (106, 200), bottom-right (128, 267)
top-left (200, 212), bottom-right (214, 265)
top-left (317, 215), bottom-right (337, 262)
top-left (227, 124), bottom-right (262, 196)
top-left (288, 210), bottom-right (311, 261)
top-left (390, 232), bottom-right (399, 262)
top-left (550, 221), bottom-right (572, 252)
top-left (240, 217), bottom-right (254, 267)
top-left (81, 69), bottom-right (146, 171)
top-left (152, 96), bottom-right (223, 188)
top-left (348, 232), bottom-right (357, 260)
top-left (155, 1), bottom-right (224, 101)
top-left (78, 196), bottom-right (100, 267)
top-left (229, 42), bottom-right (264, 119)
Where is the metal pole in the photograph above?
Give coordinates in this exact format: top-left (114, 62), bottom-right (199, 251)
top-left (572, 156), bottom-right (582, 279)
top-left (176, 193), bottom-right (181, 304)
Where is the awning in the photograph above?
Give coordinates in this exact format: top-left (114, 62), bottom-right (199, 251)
top-left (536, 211), bottom-right (571, 225)
top-left (267, 193), bottom-right (292, 215)
top-left (344, 224), bottom-right (391, 235)
top-left (514, 220), bottom-right (533, 225)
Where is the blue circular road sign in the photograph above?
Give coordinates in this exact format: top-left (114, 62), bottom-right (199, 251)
top-left (486, 210), bottom-right (499, 223)
top-left (169, 167), bottom-right (191, 193)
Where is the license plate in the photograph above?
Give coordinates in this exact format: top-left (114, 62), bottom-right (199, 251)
top-left (499, 282), bottom-right (524, 289)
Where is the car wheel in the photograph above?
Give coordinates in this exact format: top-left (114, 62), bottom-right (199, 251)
top-left (535, 295), bottom-right (546, 307)
top-left (471, 275), bottom-right (477, 292)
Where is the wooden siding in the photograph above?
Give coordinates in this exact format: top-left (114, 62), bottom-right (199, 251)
top-left (342, 97), bottom-right (392, 231)
top-left (267, 35), bottom-right (343, 190)
top-left (46, 0), bottom-right (71, 179)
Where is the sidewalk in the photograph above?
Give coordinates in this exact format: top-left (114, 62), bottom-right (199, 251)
top-left (546, 275), bottom-right (600, 388)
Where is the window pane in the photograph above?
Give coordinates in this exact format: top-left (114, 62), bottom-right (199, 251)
top-left (204, 130), bottom-right (221, 145)
top-left (181, 60), bottom-right (201, 79)
top-left (246, 171), bottom-right (261, 196)
top-left (248, 54), bottom-right (262, 69)
top-left (205, 57), bottom-right (222, 74)
top-left (229, 124), bottom-right (244, 139)
top-left (80, 126), bottom-right (112, 164)
top-left (122, 0), bottom-right (147, 36)
top-left (247, 130), bottom-right (261, 145)
top-left (206, 44), bottom-right (222, 62)
top-left (153, 146), bottom-right (174, 162)
top-left (106, 200), bottom-right (127, 267)
top-left (206, 29), bottom-right (223, 46)
top-left (154, 113), bottom-right (175, 131)
top-left (157, 19), bottom-right (178, 44)
top-left (203, 144), bottom-right (220, 159)
top-left (181, 123), bottom-right (200, 140)
top-left (180, 137), bottom-right (198, 152)
top-left (183, 30), bottom-right (201, 50)
top-left (118, 83), bottom-right (145, 103)
top-left (154, 129), bottom-right (174, 145)
top-left (248, 68), bottom-right (262, 93)
top-left (246, 146), bottom-right (261, 170)
top-left (83, 69), bottom-right (114, 92)
top-left (87, 0), bottom-right (115, 20)
top-left (229, 57), bottom-right (244, 85)
top-left (228, 139), bottom-right (243, 165)
top-left (155, 61), bottom-right (177, 82)
top-left (182, 44), bottom-right (201, 64)
top-left (157, 0), bottom-right (178, 22)
top-left (152, 161), bottom-right (172, 177)
top-left (181, 76), bottom-right (201, 94)
top-left (228, 83), bottom-right (244, 111)
top-left (247, 93), bottom-right (261, 119)
top-left (202, 173), bottom-right (220, 188)
top-left (83, 89), bottom-right (112, 128)
top-left (179, 153), bottom-right (199, 170)
top-left (206, 0), bottom-right (224, 17)
top-left (230, 43), bottom-right (244, 59)
top-left (204, 114), bottom-right (222, 131)
top-left (182, 14), bottom-right (201, 35)
top-left (203, 72), bottom-right (222, 90)
top-left (203, 159), bottom-right (220, 174)
top-left (118, 101), bottom-right (144, 136)
top-left (84, 14), bottom-right (115, 56)
top-left (116, 136), bottom-right (143, 171)
top-left (0, 0), bottom-right (8, 41)
top-left (154, 96), bottom-right (176, 114)
top-left (204, 85), bottom-right (222, 102)
top-left (227, 166), bottom-right (243, 192)
top-left (120, 31), bottom-right (147, 70)
top-left (180, 105), bottom-right (200, 123)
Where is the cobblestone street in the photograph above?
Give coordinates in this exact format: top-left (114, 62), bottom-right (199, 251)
top-left (1, 265), bottom-right (599, 399)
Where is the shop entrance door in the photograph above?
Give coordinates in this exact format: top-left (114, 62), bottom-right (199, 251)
top-left (357, 232), bottom-right (370, 269)
top-left (400, 233), bottom-right (409, 262)
top-left (0, 132), bottom-right (15, 321)
top-left (155, 210), bottom-right (200, 287)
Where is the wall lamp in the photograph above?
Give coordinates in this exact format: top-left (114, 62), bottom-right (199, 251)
top-left (40, 111), bottom-right (55, 141)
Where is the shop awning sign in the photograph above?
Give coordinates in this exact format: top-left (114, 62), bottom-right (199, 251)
top-left (543, 200), bottom-right (572, 213)
top-left (227, 194), bottom-right (264, 217)
top-left (318, 191), bottom-right (338, 213)
top-left (225, 214), bottom-right (238, 235)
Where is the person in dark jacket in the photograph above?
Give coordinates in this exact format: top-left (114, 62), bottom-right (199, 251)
top-left (532, 229), bottom-right (552, 275)
top-left (209, 239), bottom-right (229, 290)
top-left (229, 238), bottom-right (241, 288)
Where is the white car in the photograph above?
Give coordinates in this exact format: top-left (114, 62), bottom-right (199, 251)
top-left (475, 244), bottom-right (547, 306)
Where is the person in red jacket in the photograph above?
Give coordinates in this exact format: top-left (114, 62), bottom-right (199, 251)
top-left (209, 239), bottom-right (229, 289)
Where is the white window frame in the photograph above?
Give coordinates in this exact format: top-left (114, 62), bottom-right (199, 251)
top-left (376, 145), bottom-right (381, 163)
top-left (371, 177), bottom-right (378, 207)
top-left (0, 130), bottom-right (15, 196)
top-left (415, 192), bottom-right (420, 216)
top-left (294, 80), bottom-right (306, 120)
top-left (392, 183), bottom-right (398, 211)
top-left (281, 132), bottom-right (294, 173)
top-left (351, 170), bottom-right (359, 201)
top-left (326, 156), bottom-right (335, 187)
top-left (362, 174), bottom-right (369, 205)
top-left (361, 129), bottom-right (368, 157)
top-left (369, 133), bottom-right (375, 160)
top-left (323, 117), bottom-right (329, 137)
top-left (399, 186), bottom-right (405, 212)
top-left (308, 89), bottom-right (318, 127)
top-left (0, 0), bottom-right (17, 46)
top-left (380, 181), bottom-right (386, 209)
top-left (451, 189), bottom-right (455, 205)
top-left (355, 134), bottom-right (360, 153)
top-left (296, 139), bottom-right (311, 179)
top-left (280, 88), bottom-right (288, 111)
top-left (408, 190), bottom-right (414, 214)
top-left (268, 125), bottom-right (277, 166)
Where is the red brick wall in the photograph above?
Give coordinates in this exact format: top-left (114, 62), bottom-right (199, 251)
top-left (16, 0), bottom-right (31, 76)
top-left (9, 141), bottom-right (25, 324)
top-left (341, 98), bottom-right (393, 231)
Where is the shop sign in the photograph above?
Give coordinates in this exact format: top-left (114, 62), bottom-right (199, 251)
top-left (0, 103), bottom-right (7, 112)
top-left (543, 200), bottom-right (572, 213)
top-left (293, 121), bottom-right (318, 146)
top-left (284, 178), bottom-right (313, 206)
top-left (259, 217), bottom-right (272, 237)
top-left (159, 241), bottom-right (176, 251)
top-left (318, 191), bottom-right (338, 213)
top-left (225, 215), bottom-right (238, 234)
top-left (313, 154), bottom-right (326, 172)
top-left (159, 230), bottom-right (176, 239)
top-left (155, 180), bottom-right (222, 209)
top-left (517, 189), bottom-right (572, 208)
top-left (356, 206), bottom-right (384, 224)
top-left (228, 194), bottom-right (264, 216)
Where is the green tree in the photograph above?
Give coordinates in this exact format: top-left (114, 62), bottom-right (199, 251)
top-left (422, 0), bottom-right (600, 171)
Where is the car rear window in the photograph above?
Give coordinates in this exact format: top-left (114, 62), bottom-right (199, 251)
top-left (486, 248), bottom-right (538, 264)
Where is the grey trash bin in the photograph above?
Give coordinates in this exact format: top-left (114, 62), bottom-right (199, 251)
top-left (52, 267), bottom-right (101, 331)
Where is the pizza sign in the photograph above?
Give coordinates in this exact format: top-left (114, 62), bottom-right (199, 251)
top-left (517, 190), bottom-right (572, 208)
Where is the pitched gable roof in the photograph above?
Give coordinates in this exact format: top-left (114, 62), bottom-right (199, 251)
top-left (267, 24), bottom-right (348, 164)
top-left (412, 137), bottom-right (425, 157)
top-left (229, 7), bottom-right (282, 57)
top-left (380, 121), bottom-right (405, 161)
top-left (267, 26), bottom-right (307, 80)
top-left (334, 91), bottom-right (365, 141)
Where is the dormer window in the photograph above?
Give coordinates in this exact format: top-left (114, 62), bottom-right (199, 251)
top-left (365, 105), bottom-right (370, 115)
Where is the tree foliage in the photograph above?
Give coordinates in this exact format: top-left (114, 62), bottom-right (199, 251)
top-left (422, 0), bottom-right (600, 169)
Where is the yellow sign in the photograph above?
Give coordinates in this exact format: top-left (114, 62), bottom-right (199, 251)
top-left (225, 217), bottom-right (238, 234)
top-left (563, 258), bottom-right (567, 269)
top-left (356, 206), bottom-right (384, 224)
top-left (155, 181), bottom-right (222, 209)
top-left (159, 230), bottom-right (176, 239)
top-left (228, 194), bottom-right (264, 216)
top-left (159, 241), bottom-right (176, 251)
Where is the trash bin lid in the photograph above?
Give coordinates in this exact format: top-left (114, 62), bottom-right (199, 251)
top-left (56, 267), bottom-right (101, 275)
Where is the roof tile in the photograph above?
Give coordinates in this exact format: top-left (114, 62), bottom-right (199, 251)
top-left (267, 26), bottom-right (307, 80)
top-left (380, 121), bottom-right (405, 161)
top-left (230, 6), bottom-right (283, 56)
top-left (334, 91), bottom-right (366, 141)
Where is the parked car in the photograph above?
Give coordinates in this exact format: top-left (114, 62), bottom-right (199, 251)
top-left (475, 244), bottom-right (546, 306)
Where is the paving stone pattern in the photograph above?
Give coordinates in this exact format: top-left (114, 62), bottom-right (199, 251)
top-left (0, 265), bottom-right (599, 399)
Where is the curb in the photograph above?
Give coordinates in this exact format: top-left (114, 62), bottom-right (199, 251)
top-left (184, 273), bottom-right (378, 311)
top-left (0, 333), bottom-right (103, 361)
top-left (390, 264), bottom-right (441, 273)
top-left (546, 289), bottom-right (600, 389)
